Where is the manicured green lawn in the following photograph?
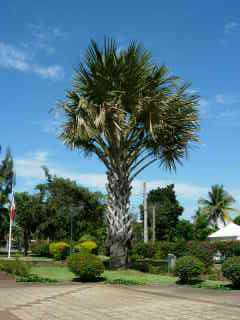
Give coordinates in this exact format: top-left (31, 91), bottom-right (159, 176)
top-left (30, 266), bottom-right (230, 289)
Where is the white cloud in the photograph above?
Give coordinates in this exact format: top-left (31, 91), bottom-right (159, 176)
top-left (15, 151), bottom-right (208, 201)
top-left (224, 21), bottom-right (239, 34)
top-left (215, 94), bottom-right (225, 104)
top-left (0, 41), bottom-right (64, 80)
top-left (29, 23), bottom-right (67, 55)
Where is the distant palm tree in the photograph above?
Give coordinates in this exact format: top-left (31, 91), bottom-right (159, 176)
top-left (199, 185), bottom-right (236, 228)
top-left (59, 38), bottom-right (199, 267)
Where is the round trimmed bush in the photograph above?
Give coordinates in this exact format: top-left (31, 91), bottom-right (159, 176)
top-left (174, 256), bottom-right (204, 284)
top-left (222, 256), bottom-right (240, 288)
top-left (0, 258), bottom-right (30, 277)
top-left (79, 234), bottom-right (96, 242)
top-left (49, 242), bottom-right (70, 260)
top-left (67, 253), bottom-right (104, 281)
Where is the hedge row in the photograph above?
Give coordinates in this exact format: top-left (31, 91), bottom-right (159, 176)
top-left (130, 240), bottom-right (240, 268)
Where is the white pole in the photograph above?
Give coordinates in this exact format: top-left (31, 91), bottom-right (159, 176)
top-left (143, 182), bottom-right (148, 243)
top-left (8, 220), bottom-right (12, 258)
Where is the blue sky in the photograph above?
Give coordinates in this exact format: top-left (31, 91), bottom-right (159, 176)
top-left (1, 0), bottom-right (240, 219)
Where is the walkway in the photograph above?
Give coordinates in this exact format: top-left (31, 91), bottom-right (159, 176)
top-left (0, 283), bottom-right (239, 319)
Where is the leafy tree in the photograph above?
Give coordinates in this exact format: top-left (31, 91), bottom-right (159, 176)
top-left (147, 184), bottom-right (184, 240)
top-left (59, 38), bottom-right (199, 267)
top-left (15, 192), bottom-right (42, 255)
top-left (0, 148), bottom-right (14, 241)
top-left (35, 169), bottom-right (106, 243)
top-left (175, 219), bottom-right (194, 241)
top-left (234, 216), bottom-right (240, 226)
top-left (193, 209), bottom-right (215, 240)
top-left (199, 185), bottom-right (236, 228)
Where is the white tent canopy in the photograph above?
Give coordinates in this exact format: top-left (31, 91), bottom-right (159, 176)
top-left (208, 222), bottom-right (240, 241)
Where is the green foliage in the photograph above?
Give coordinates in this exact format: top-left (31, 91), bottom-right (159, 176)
top-left (215, 241), bottom-right (240, 259)
top-left (199, 185), bottom-right (236, 227)
top-left (175, 219), bottom-right (194, 241)
top-left (35, 171), bottom-right (106, 242)
top-left (222, 257), bottom-right (240, 288)
top-left (234, 216), bottom-right (240, 225)
top-left (49, 242), bottom-right (70, 260)
top-left (79, 234), bottom-right (96, 242)
top-left (31, 240), bottom-right (50, 257)
top-left (193, 210), bottom-right (215, 241)
top-left (17, 274), bottom-right (57, 283)
top-left (174, 256), bottom-right (204, 284)
top-left (79, 240), bottom-right (97, 252)
top-left (67, 252), bottom-right (104, 281)
top-left (0, 257), bottom-right (30, 277)
top-left (187, 241), bottom-right (216, 269)
top-left (147, 185), bottom-right (184, 241)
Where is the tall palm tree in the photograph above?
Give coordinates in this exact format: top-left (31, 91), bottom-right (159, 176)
top-left (59, 39), bottom-right (199, 267)
top-left (199, 185), bottom-right (236, 228)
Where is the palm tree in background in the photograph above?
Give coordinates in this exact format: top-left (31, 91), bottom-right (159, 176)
top-left (199, 184), bottom-right (236, 228)
top-left (59, 38), bottom-right (199, 267)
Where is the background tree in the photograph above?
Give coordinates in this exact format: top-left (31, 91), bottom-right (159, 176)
top-left (192, 209), bottom-right (216, 240)
top-left (15, 192), bottom-right (42, 255)
top-left (0, 148), bottom-right (14, 242)
top-left (175, 219), bottom-right (194, 241)
top-left (35, 168), bottom-right (106, 243)
top-left (147, 185), bottom-right (184, 240)
top-left (59, 38), bottom-right (199, 267)
top-left (199, 185), bottom-right (236, 228)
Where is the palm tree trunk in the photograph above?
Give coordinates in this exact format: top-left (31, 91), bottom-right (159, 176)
top-left (106, 168), bottom-right (132, 269)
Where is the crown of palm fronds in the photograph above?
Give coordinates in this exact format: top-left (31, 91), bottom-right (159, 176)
top-left (59, 38), bottom-right (199, 178)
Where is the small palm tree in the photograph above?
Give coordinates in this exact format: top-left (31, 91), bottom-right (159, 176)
top-left (59, 38), bottom-right (199, 267)
top-left (199, 185), bottom-right (236, 228)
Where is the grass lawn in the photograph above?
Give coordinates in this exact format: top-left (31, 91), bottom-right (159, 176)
top-left (30, 266), bottom-right (230, 289)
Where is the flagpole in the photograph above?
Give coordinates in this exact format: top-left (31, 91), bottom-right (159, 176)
top-left (8, 220), bottom-right (12, 259)
top-left (8, 187), bottom-right (14, 259)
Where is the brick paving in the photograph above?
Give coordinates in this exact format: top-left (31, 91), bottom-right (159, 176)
top-left (0, 284), bottom-right (239, 320)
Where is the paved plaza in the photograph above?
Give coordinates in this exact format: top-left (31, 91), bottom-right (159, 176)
top-left (0, 284), bottom-right (240, 320)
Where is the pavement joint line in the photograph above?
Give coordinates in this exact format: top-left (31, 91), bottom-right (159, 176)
top-left (1, 285), bottom-right (92, 312)
top-left (120, 286), bottom-right (240, 310)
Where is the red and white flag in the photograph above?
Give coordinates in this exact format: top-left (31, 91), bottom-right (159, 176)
top-left (9, 192), bottom-right (16, 222)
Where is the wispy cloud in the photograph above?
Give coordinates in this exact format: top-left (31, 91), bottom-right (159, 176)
top-left (215, 93), bottom-right (239, 105)
top-left (28, 23), bottom-right (67, 55)
top-left (224, 21), bottom-right (239, 34)
top-left (0, 42), bottom-right (64, 79)
top-left (15, 151), bottom-right (208, 201)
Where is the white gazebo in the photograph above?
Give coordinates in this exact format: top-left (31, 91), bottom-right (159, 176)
top-left (208, 222), bottom-right (240, 241)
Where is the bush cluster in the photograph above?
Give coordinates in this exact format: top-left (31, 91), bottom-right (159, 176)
top-left (74, 240), bottom-right (97, 254)
top-left (0, 257), bottom-right (30, 277)
top-left (174, 256), bottom-right (204, 284)
top-left (31, 240), bottom-right (50, 257)
top-left (222, 256), bottom-right (240, 288)
top-left (49, 242), bottom-right (70, 260)
top-left (67, 252), bottom-right (104, 281)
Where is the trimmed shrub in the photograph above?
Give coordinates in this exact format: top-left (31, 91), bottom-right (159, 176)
top-left (130, 241), bottom-right (156, 260)
top-left (76, 240), bottom-right (97, 253)
top-left (49, 242), bottom-right (70, 260)
top-left (79, 234), bottom-right (96, 242)
top-left (31, 241), bottom-right (50, 257)
top-left (174, 256), bottom-right (204, 283)
top-left (67, 252), bottom-right (104, 281)
top-left (0, 257), bottom-right (30, 277)
top-left (222, 256), bottom-right (240, 288)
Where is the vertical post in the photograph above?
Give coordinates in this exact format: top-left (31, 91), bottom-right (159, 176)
top-left (152, 205), bottom-right (156, 243)
top-left (143, 182), bottom-right (148, 243)
top-left (8, 220), bottom-right (12, 258)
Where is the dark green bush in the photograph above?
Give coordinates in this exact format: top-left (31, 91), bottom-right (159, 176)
top-left (31, 241), bottom-right (50, 257)
top-left (17, 274), bottom-right (57, 283)
top-left (130, 241), bottom-right (156, 260)
top-left (67, 253), bottom-right (104, 281)
top-left (49, 242), bottom-right (70, 260)
top-left (174, 256), bottom-right (204, 283)
top-left (187, 241), bottom-right (215, 269)
top-left (0, 257), bottom-right (30, 277)
top-left (222, 256), bottom-right (240, 288)
top-left (215, 241), bottom-right (240, 259)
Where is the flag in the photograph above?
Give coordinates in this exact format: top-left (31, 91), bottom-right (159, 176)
top-left (9, 192), bottom-right (15, 222)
